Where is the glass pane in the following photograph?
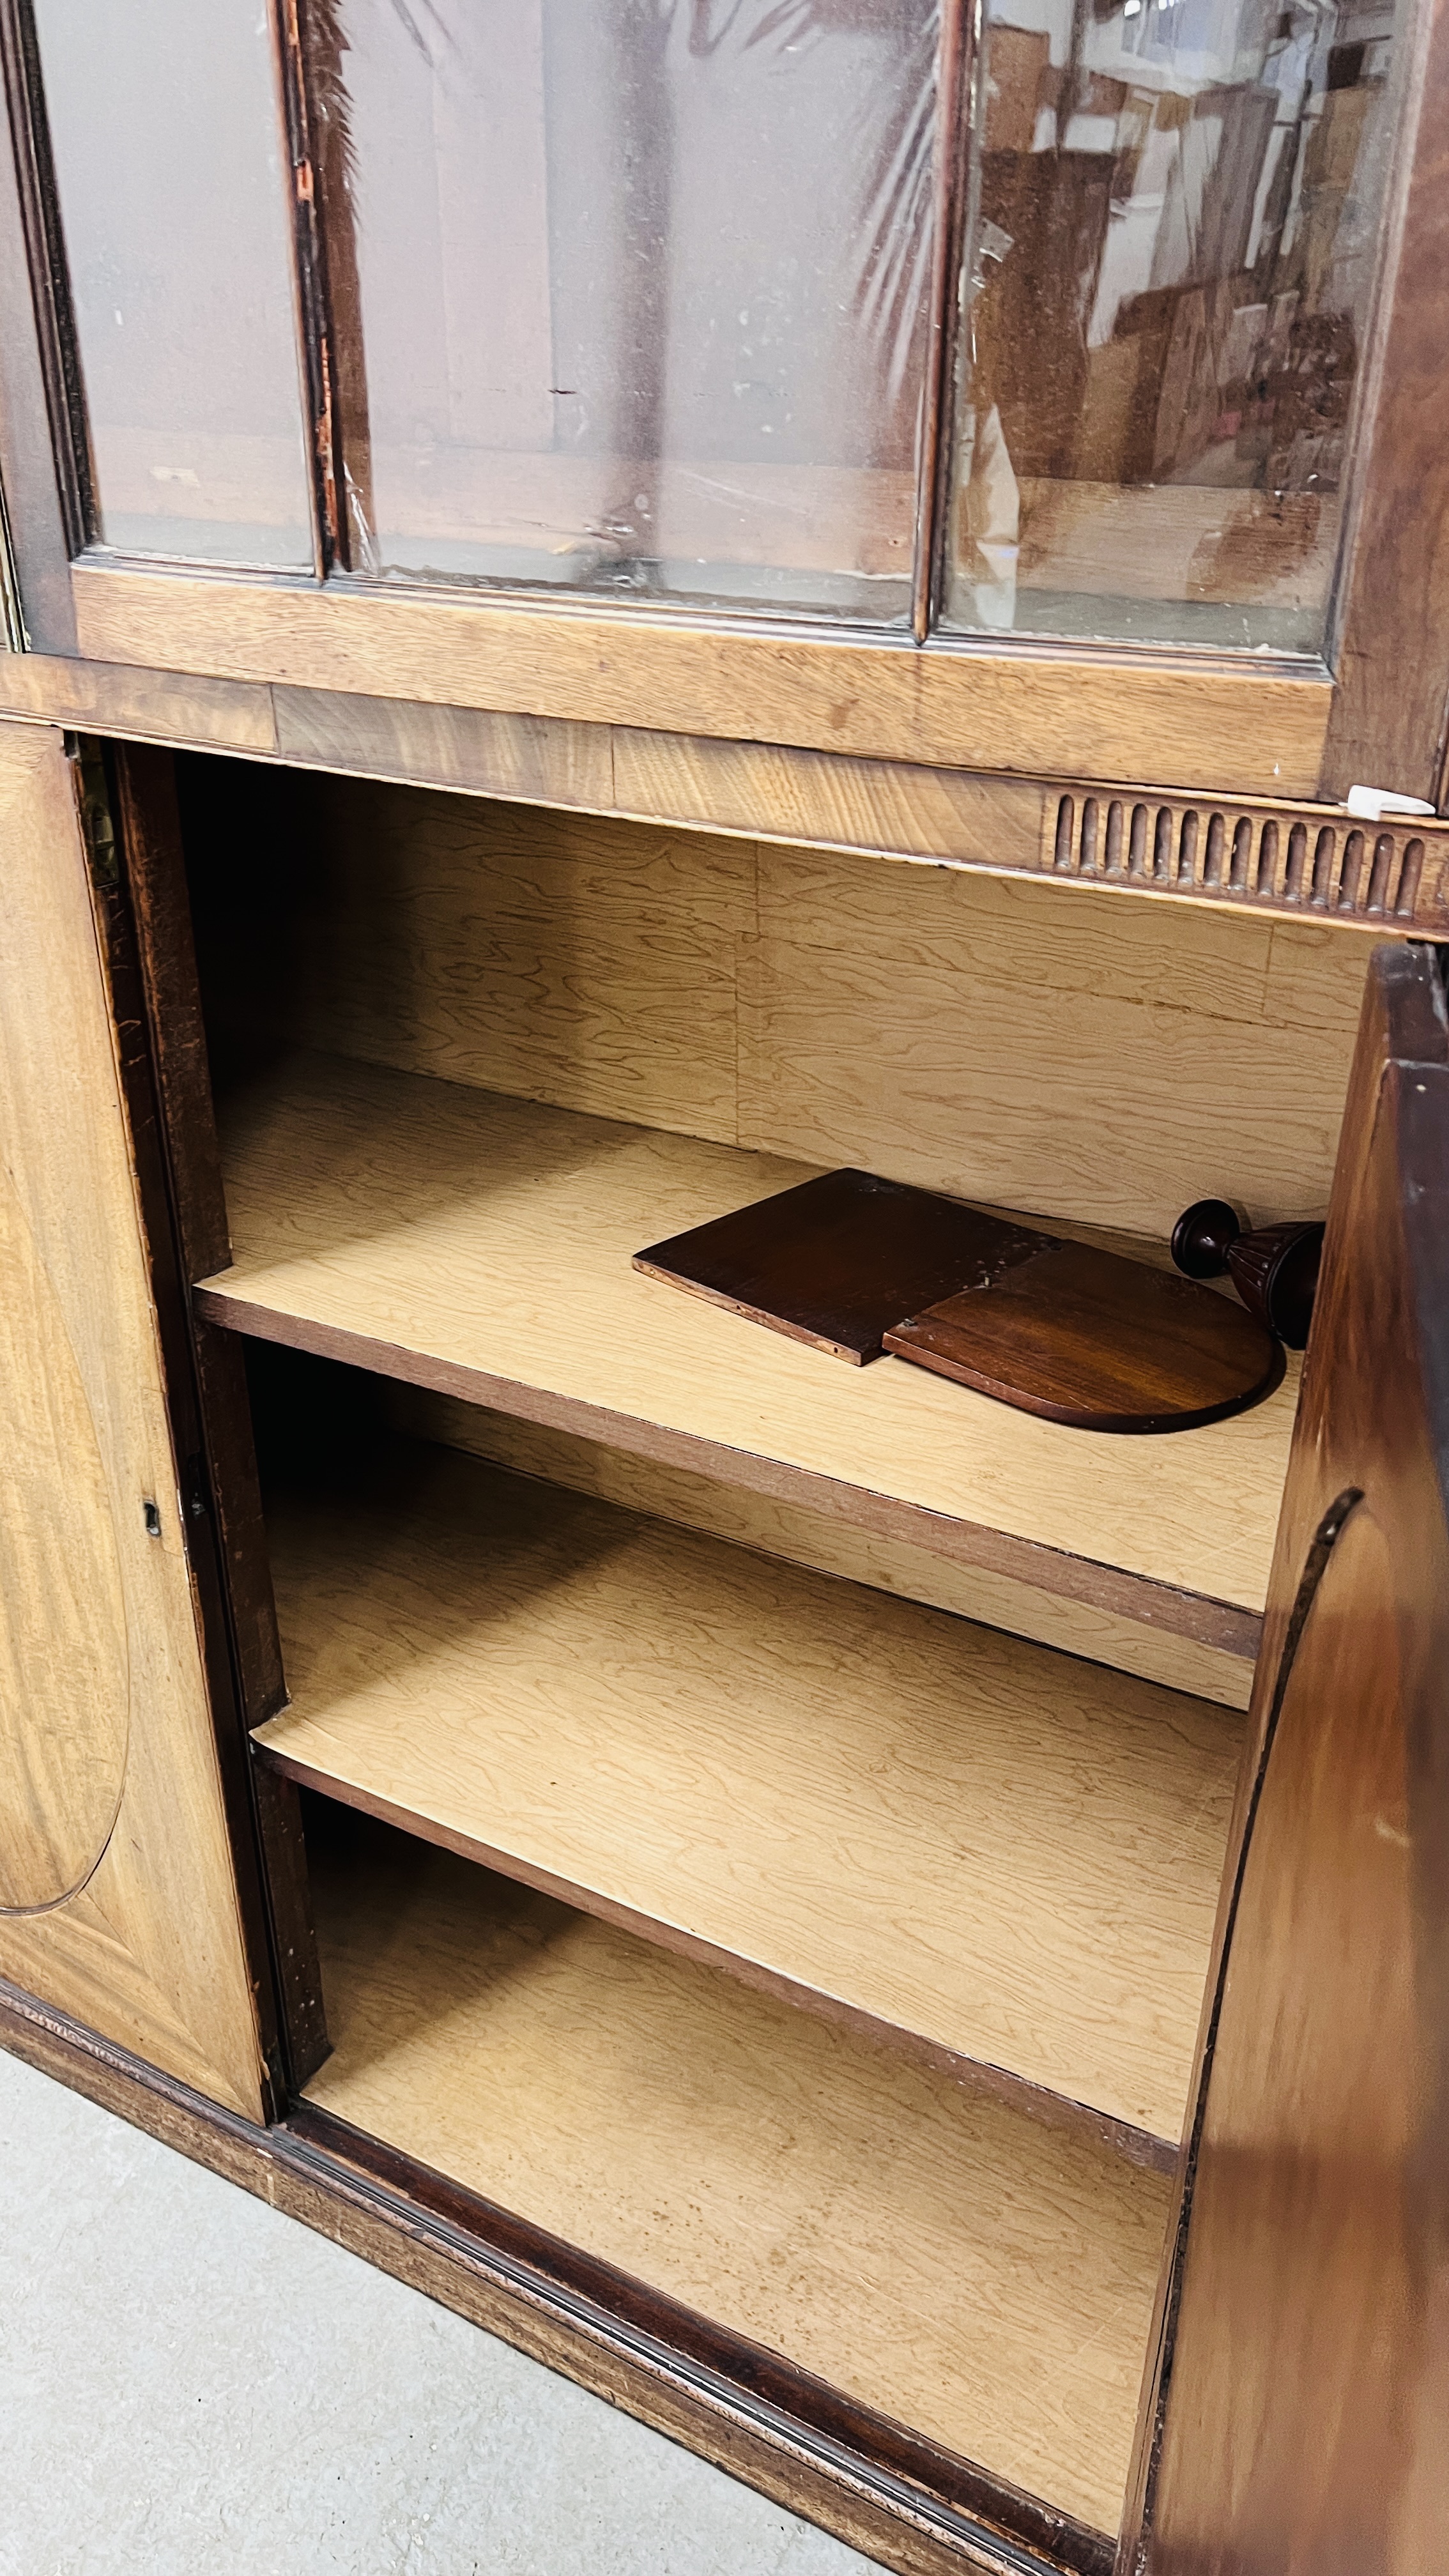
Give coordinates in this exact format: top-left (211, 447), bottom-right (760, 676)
top-left (943, 0), bottom-right (1404, 653)
top-left (312, 0), bottom-right (937, 621)
top-left (31, 0), bottom-right (314, 567)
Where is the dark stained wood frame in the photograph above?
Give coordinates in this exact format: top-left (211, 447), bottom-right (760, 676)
top-left (1319, 0), bottom-right (1449, 804)
top-left (1115, 938), bottom-right (1449, 2571)
top-left (0, 1968), bottom-right (1110, 2576)
top-left (0, 0), bottom-right (81, 647)
top-left (268, 0), bottom-right (342, 579)
top-left (0, 0), bottom-right (91, 558)
top-left (88, 737), bottom-right (328, 2099)
top-left (285, 0), bottom-right (375, 570)
top-left (913, 0), bottom-right (972, 643)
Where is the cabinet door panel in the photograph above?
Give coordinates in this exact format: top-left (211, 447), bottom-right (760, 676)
top-left (0, 719), bottom-right (262, 2115)
top-left (1122, 940), bottom-right (1449, 2572)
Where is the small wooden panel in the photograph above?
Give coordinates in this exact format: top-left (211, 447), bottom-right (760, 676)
top-left (199, 1050), bottom-right (1301, 1652)
top-left (1318, 0), bottom-right (1449, 804)
top-left (636, 1167), bottom-right (1052, 1364)
top-left (612, 726), bottom-right (1045, 869)
top-left (0, 649), bottom-right (277, 753)
top-left (257, 1438), bottom-right (1241, 2145)
top-left (71, 558), bottom-right (1331, 796)
top-left (388, 1390), bottom-right (1256, 1706)
top-left (303, 1814), bottom-right (1174, 2536)
top-left (885, 1245), bottom-right (1282, 1434)
top-left (273, 686), bottom-right (613, 810)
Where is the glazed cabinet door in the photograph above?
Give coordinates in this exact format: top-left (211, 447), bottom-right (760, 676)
top-left (0, 717), bottom-right (263, 2115)
top-left (4, 0), bottom-right (1448, 815)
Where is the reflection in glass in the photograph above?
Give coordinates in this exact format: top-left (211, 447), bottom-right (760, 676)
top-left (308, 0), bottom-right (937, 620)
top-left (944, 0), bottom-right (1402, 652)
top-left (31, 0), bottom-right (314, 567)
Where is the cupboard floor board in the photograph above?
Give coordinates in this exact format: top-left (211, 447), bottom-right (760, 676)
top-left (199, 1050), bottom-right (1298, 1667)
top-left (257, 1440), bottom-right (1240, 2149)
top-left (302, 1813), bottom-right (1173, 2538)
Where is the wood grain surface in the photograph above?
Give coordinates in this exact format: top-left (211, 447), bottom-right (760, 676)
top-left (195, 772), bottom-right (1371, 1241)
top-left (256, 1437), bottom-right (1241, 2146)
top-left (636, 1168), bottom-right (1054, 1365)
top-left (386, 1392), bottom-right (1256, 1705)
top-left (197, 1050), bottom-right (1301, 1652)
top-left (70, 558), bottom-right (1331, 796)
top-left (303, 1812), bottom-right (1174, 2535)
top-left (611, 726), bottom-right (1043, 869)
top-left (0, 1154), bottom-right (129, 1904)
top-left (0, 721), bottom-right (262, 2113)
top-left (0, 652), bottom-right (1425, 949)
top-left (1121, 942), bottom-right (1449, 2572)
top-left (228, 776), bottom-right (751, 1147)
top-left (885, 1245), bottom-right (1282, 1433)
top-left (739, 854), bottom-right (1365, 1236)
top-left (0, 647), bottom-right (275, 752)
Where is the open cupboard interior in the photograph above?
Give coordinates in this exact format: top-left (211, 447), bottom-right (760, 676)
top-left (143, 743), bottom-right (1379, 2566)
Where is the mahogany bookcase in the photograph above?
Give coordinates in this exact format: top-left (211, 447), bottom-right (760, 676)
top-left (1, 4), bottom-right (1447, 2568)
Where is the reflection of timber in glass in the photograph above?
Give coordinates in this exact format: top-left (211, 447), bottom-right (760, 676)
top-left (306, 0), bottom-right (937, 620)
top-left (945, 0), bottom-right (1402, 652)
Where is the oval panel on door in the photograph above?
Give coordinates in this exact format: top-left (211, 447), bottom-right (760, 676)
top-left (0, 1160), bottom-right (130, 1910)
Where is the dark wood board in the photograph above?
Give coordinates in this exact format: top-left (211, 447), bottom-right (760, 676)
top-left (634, 1167), bottom-right (1052, 1363)
top-left (884, 1244), bottom-right (1284, 1434)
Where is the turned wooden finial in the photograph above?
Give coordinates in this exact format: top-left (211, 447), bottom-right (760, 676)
top-left (1171, 1200), bottom-right (1324, 1349)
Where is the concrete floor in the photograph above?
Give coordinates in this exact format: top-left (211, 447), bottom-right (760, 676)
top-left (1, 2048), bottom-right (879, 2576)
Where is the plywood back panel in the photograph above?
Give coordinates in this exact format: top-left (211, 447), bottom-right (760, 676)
top-left (201, 768), bottom-right (1370, 1238)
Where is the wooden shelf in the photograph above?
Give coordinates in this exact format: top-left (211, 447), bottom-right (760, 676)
top-left (256, 1439), bottom-right (1243, 2153)
top-left (303, 1809), bottom-right (1174, 2538)
top-left (200, 1049), bottom-right (1299, 1669)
